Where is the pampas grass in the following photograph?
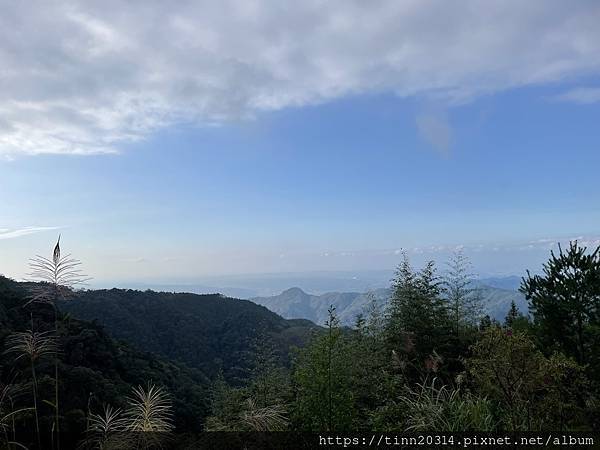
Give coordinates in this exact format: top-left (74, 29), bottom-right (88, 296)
top-left (124, 383), bottom-right (174, 432)
top-left (26, 235), bottom-right (89, 449)
top-left (84, 384), bottom-right (174, 450)
top-left (398, 377), bottom-right (494, 431)
top-left (26, 235), bottom-right (90, 305)
top-left (5, 326), bottom-right (57, 447)
top-left (239, 398), bottom-right (288, 431)
top-left (0, 381), bottom-right (31, 446)
top-left (82, 405), bottom-right (132, 450)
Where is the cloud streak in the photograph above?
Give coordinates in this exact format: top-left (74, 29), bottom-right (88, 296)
top-left (0, 226), bottom-right (60, 240)
top-left (1, 1), bottom-right (599, 156)
top-left (553, 87), bottom-right (600, 104)
top-left (311, 235), bottom-right (600, 259)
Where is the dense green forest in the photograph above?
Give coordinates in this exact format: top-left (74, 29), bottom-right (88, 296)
top-left (0, 275), bottom-right (212, 446)
top-left (1, 240), bottom-right (599, 448)
top-left (59, 289), bottom-right (317, 383)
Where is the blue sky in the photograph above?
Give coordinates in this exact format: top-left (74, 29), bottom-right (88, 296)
top-left (1, 1), bottom-right (600, 283)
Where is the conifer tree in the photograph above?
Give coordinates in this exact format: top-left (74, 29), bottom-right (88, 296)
top-left (444, 251), bottom-right (482, 336)
top-left (386, 254), bottom-right (450, 371)
top-left (504, 300), bottom-right (520, 327)
top-left (292, 306), bottom-right (354, 431)
top-left (521, 241), bottom-right (600, 367)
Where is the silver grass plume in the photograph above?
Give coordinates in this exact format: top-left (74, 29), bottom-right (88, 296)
top-left (239, 398), bottom-right (288, 431)
top-left (27, 235), bottom-right (90, 305)
top-left (4, 327), bottom-right (57, 447)
top-left (124, 384), bottom-right (174, 432)
top-left (89, 405), bottom-right (128, 434)
top-left (82, 405), bottom-right (132, 450)
top-left (398, 377), bottom-right (494, 431)
top-left (5, 329), bottom-right (58, 362)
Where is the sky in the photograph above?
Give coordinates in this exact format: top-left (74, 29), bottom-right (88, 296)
top-left (1, 0), bottom-right (600, 285)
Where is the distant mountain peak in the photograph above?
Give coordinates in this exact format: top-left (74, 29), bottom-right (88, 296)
top-left (282, 287), bottom-right (308, 296)
top-left (252, 284), bottom-right (527, 326)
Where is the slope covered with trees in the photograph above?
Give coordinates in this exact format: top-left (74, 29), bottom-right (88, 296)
top-left (60, 288), bottom-right (318, 384)
top-left (0, 275), bottom-right (209, 448)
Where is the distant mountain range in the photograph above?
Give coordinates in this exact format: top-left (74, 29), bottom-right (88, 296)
top-left (95, 270), bottom-right (397, 298)
top-left (101, 273), bottom-right (526, 299)
top-left (477, 275), bottom-right (523, 291)
top-left (251, 284), bottom-right (528, 326)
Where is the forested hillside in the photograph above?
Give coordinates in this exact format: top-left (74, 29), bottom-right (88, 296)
top-left (60, 288), bottom-right (318, 383)
top-left (0, 275), bottom-right (209, 448)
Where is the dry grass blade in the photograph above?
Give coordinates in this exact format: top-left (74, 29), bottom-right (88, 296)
top-left (0, 382), bottom-right (31, 432)
top-left (239, 398), bottom-right (288, 431)
top-left (89, 405), bottom-right (128, 433)
top-left (82, 405), bottom-right (134, 450)
top-left (125, 384), bottom-right (173, 432)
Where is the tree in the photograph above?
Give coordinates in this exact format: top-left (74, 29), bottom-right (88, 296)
top-left (444, 251), bottom-right (482, 336)
top-left (204, 375), bottom-right (246, 431)
top-left (504, 300), bottom-right (520, 327)
top-left (246, 335), bottom-right (290, 409)
top-left (350, 293), bottom-right (395, 430)
top-left (292, 307), bottom-right (354, 431)
top-left (503, 300), bottom-right (530, 333)
top-left (386, 254), bottom-right (450, 376)
top-left (521, 241), bottom-right (600, 367)
top-left (468, 327), bottom-right (588, 431)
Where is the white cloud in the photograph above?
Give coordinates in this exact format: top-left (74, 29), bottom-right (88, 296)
top-left (0, 226), bottom-right (60, 240)
top-left (1, 1), bottom-right (599, 156)
top-left (553, 87), bottom-right (600, 104)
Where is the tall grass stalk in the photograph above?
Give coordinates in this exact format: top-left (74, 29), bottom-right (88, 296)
top-left (5, 323), bottom-right (57, 448)
top-left (26, 236), bottom-right (89, 450)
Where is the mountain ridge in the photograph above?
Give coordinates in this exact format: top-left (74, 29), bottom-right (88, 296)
top-left (251, 284), bottom-right (528, 326)
top-left (60, 287), bottom-right (320, 383)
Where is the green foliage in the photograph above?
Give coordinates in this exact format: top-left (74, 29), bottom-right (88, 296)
top-left (467, 327), bottom-right (588, 431)
top-left (350, 295), bottom-right (398, 430)
top-left (386, 255), bottom-right (459, 381)
top-left (60, 288), bottom-right (317, 384)
top-left (0, 275), bottom-right (208, 448)
top-left (387, 256), bottom-right (450, 363)
top-left (245, 335), bottom-right (291, 409)
top-left (521, 241), bottom-right (600, 370)
top-left (204, 372), bottom-right (290, 431)
top-left (503, 300), bottom-right (531, 333)
top-left (204, 334), bottom-right (292, 432)
top-left (292, 307), bottom-right (355, 431)
top-left (444, 251), bottom-right (483, 335)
